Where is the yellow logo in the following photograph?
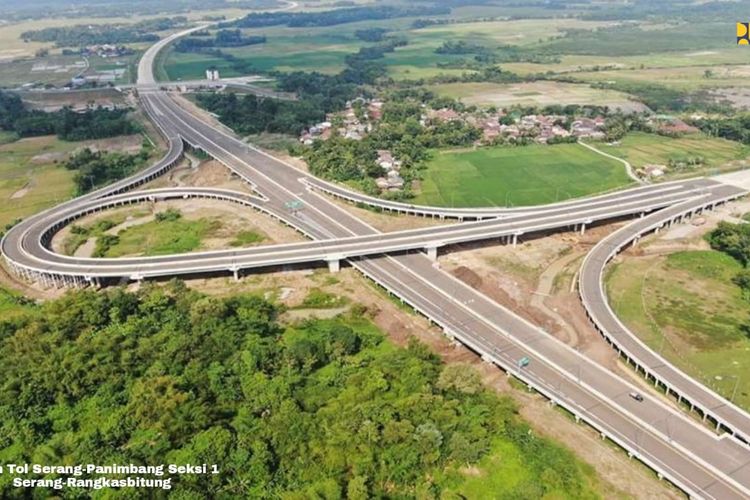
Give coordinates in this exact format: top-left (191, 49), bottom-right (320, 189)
top-left (738, 23), bottom-right (750, 45)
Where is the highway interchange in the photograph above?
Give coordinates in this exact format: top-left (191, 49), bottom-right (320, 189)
top-left (4, 23), bottom-right (750, 499)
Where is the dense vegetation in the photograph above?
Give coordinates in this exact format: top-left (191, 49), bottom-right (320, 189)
top-left (0, 91), bottom-right (137, 141)
top-left (63, 146), bottom-right (150, 194)
top-left (707, 222), bottom-right (750, 268)
top-left (0, 282), bottom-right (598, 498)
top-left (175, 29), bottom-right (266, 53)
top-left (225, 5), bottom-right (449, 29)
top-left (196, 92), bottom-right (325, 136)
top-left (696, 115), bottom-right (750, 145)
top-left (706, 222), bottom-right (750, 299)
top-left (20, 17), bottom-right (187, 46)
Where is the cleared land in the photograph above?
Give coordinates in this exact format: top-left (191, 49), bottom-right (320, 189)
top-left (103, 215), bottom-right (225, 256)
top-left (414, 143), bottom-right (633, 207)
top-left (0, 134), bottom-right (145, 228)
top-left (572, 65), bottom-right (750, 92)
top-left (0, 135), bottom-right (78, 227)
top-left (607, 250), bottom-right (750, 411)
top-left (598, 132), bottom-right (750, 178)
top-left (428, 81), bottom-right (642, 110)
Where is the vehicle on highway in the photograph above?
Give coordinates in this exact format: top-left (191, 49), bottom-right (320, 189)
top-left (629, 391), bottom-right (644, 402)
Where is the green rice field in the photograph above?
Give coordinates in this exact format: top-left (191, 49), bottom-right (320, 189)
top-left (414, 143), bottom-right (633, 207)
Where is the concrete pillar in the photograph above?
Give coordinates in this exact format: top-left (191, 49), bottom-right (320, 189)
top-left (232, 268), bottom-right (239, 281)
top-left (426, 245), bottom-right (438, 261)
top-left (580, 223), bottom-right (586, 235)
top-left (512, 234), bottom-right (518, 247)
top-left (327, 259), bottom-right (340, 273)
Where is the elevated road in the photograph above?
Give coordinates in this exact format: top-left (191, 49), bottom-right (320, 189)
top-left (2, 23), bottom-right (750, 499)
top-left (580, 187), bottom-right (750, 442)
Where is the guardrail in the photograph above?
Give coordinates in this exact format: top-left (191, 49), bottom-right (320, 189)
top-left (578, 189), bottom-right (750, 444)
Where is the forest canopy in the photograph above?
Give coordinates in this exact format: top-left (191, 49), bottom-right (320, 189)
top-left (0, 282), bottom-right (598, 498)
top-left (0, 91), bottom-right (138, 141)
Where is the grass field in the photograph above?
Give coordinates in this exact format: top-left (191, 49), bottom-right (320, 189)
top-left (104, 216), bottom-right (223, 256)
top-left (428, 81), bottom-right (640, 109)
top-left (598, 132), bottom-right (750, 177)
top-left (502, 48), bottom-right (750, 78)
top-left (0, 286), bottom-right (37, 319)
top-left (572, 65), bottom-right (750, 92)
top-left (230, 229), bottom-right (265, 247)
top-left (607, 250), bottom-right (750, 410)
top-left (414, 143), bottom-right (633, 207)
top-left (0, 135), bottom-right (78, 227)
top-left (162, 16), bottom-right (617, 81)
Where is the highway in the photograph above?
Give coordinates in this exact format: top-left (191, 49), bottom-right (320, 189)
top-left (3, 23), bottom-right (750, 498)
top-left (579, 189), bottom-right (750, 443)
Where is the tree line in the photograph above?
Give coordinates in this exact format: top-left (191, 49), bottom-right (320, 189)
top-left (0, 281), bottom-right (597, 498)
top-left (63, 146), bottom-right (151, 195)
top-left (224, 5), bottom-right (449, 29)
top-left (20, 17), bottom-right (187, 47)
top-left (707, 222), bottom-right (750, 300)
top-left (174, 29), bottom-right (266, 53)
top-left (0, 91), bottom-right (138, 141)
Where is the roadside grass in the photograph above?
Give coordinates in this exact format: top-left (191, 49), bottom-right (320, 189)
top-left (296, 288), bottom-right (348, 309)
top-left (230, 229), bottom-right (265, 247)
top-left (606, 250), bottom-right (750, 410)
top-left (0, 135), bottom-right (77, 227)
top-left (414, 143), bottom-right (633, 207)
top-left (597, 131), bottom-right (750, 177)
top-left (0, 285), bottom-right (37, 319)
top-left (439, 434), bottom-right (603, 499)
top-left (244, 132), bottom-right (298, 152)
top-left (103, 216), bottom-right (223, 256)
top-left (61, 210), bottom-right (146, 255)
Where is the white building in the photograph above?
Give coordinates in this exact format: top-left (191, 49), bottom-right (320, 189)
top-left (205, 68), bottom-right (220, 81)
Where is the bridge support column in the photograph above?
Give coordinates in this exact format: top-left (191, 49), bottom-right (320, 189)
top-left (232, 268), bottom-right (239, 281)
top-left (426, 245), bottom-right (438, 261)
top-left (327, 258), bottom-right (340, 273)
top-left (579, 223), bottom-right (586, 235)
